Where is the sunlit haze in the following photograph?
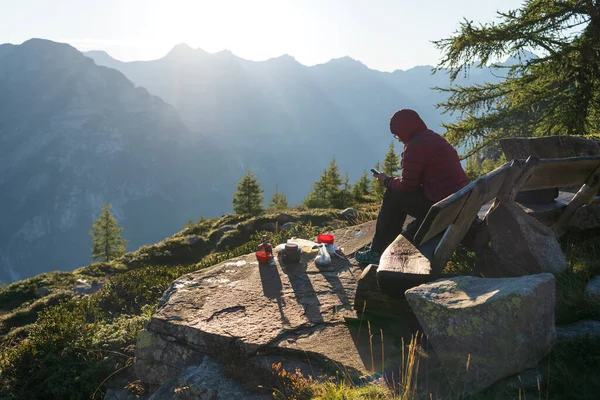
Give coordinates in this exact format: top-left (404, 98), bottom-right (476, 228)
top-left (2, 0), bottom-right (524, 71)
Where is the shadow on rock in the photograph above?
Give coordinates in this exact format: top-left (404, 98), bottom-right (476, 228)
top-left (258, 263), bottom-right (289, 326)
top-left (280, 260), bottom-right (324, 324)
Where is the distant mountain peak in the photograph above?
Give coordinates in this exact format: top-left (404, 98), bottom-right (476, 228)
top-left (85, 49), bottom-right (110, 57)
top-left (163, 43), bottom-right (209, 61)
top-left (273, 54), bottom-right (296, 62)
top-left (172, 43), bottom-right (194, 53)
top-left (21, 38), bottom-right (79, 54)
top-left (14, 38), bottom-right (91, 68)
top-left (318, 56), bottom-right (369, 72)
top-left (333, 55), bottom-right (363, 64)
top-left (266, 54), bottom-right (301, 67)
top-left (214, 49), bottom-right (234, 57)
top-left (165, 43), bottom-right (195, 57)
top-left (84, 50), bottom-right (116, 63)
top-left (22, 37), bottom-right (58, 46)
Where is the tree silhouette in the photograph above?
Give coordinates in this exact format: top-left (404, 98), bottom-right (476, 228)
top-left (232, 170), bottom-right (264, 215)
top-left (372, 161), bottom-right (385, 198)
top-left (434, 0), bottom-right (600, 157)
top-left (383, 141), bottom-right (401, 176)
top-left (268, 184), bottom-right (289, 211)
top-left (90, 203), bottom-right (127, 262)
top-left (304, 157), bottom-right (352, 208)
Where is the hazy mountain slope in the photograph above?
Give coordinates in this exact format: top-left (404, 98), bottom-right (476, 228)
top-left (0, 39), bottom-right (236, 283)
top-left (85, 46), bottom-right (516, 187)
top-left (0, 39), bottom-right (521, 282)
top-left (84, 46), bottom-right (461, 203)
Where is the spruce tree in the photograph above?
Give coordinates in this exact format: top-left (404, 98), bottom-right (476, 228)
top-left (372, 161), bottom-right (385, 198)
top-left (434, 0), bottom-right (600, 157)
top-left (383, 141), bottom-right (401, 176)
top-left (90, 203), bottom-right (127, 262)
top-left (304, 157), bottom-right (350, 208)
top-left (232, 170), bottom-right (264, 216)
top-left (268, 184), bottom-right (289, 211)
top-left (339, 172), bottom-right (352, 208)
top-left (352, 170), bottom-right (372, 199)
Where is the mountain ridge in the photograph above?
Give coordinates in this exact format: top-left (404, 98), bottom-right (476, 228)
top-left (1, 38), bottom-right (531, 282)
top-left (0, 39), bottom-right (239, 283)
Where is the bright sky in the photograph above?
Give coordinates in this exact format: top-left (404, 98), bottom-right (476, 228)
top-left (1, 0), bottom-right (525, 71)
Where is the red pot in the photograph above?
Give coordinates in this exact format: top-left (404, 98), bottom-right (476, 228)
top-left (256, 251), bottom-right (274, 264)
top-left (317, 234), bottom-right (334, 244)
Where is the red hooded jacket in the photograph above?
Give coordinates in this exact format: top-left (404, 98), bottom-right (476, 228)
top-left (387, 109), bottom-right (469, 203)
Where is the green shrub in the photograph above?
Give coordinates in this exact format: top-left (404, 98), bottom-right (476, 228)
top-left (96, 265), bottom-right (186, 314)
top-left (556, 229), bottom-right (600, 324)
top-left (0, 222), bottom-right (335, 399)
top-left (0, 290), bottom-right (74, 337)
top-left (546, 336), bottom-right (600, 398)
top-left (0, 297), bottom-right (150, 400)
top-left (0, 272), bottom-right (77, 312)
top-left (76, 261), bottom-right (127, 277)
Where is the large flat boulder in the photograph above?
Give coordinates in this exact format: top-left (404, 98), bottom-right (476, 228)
top-left (148, 356), bottom-right (265, 400)
top-left (354, 264), bottom-right (412, 316)
top-left (405, 274), bottom-right (556, 394)
top-left (570, 203), bottom-right (600, 231)
top-left (487, 202), bottom-right (567, 276)
top-left (135, 222), bottom-right (415, 386)
top-left (556, 320), bottom-right (600, 341)
top-left (500, 136), bottom-right (600, 159)
top-left (585, 276), bottom-right (600, 299)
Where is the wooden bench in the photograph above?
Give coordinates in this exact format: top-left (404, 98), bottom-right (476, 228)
top-left (375, 154), bottom-right (600, 298)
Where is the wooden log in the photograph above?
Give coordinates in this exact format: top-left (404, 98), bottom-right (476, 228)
top-left (483, 160), bottom-right (524, 219)
top-left (414, 162), bottom-right (513, 246)
top-left (500, 136), bottom-right (600, 160)
top-left (355, 264), bottom-right (414, 313)
top-left (521, 156), bottom-right (600, 191)
top-left (430, 181), bottom-right (487, 274)
top-left (429, 163), bottom-right (509, 272)
top-left (499, 136), bottom-right (600, 206)
top-left (481, 192), bottom-right (600, 228)
top-left (413, 182), bottom-right (472, 246)
top-left (496, 159), bottom-right (525, 202)
top-left (506, 156), bottom-right (540, 202)
top-left (376, 233), bottom-right (439, 296)
top-left (554, 163), bottom-right (600, 236)
top-left (478, 162), bottom-right (515, 205)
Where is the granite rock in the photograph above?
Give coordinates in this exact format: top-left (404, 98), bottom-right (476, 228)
top-left (405, 274), bottom-right (556, 394)
top-left (487, 202), bottom-right (567, 276)
top-left (135, 222), bottom-right (415, 386)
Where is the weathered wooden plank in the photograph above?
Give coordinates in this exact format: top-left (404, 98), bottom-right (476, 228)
top-left (414, 162), bottom-right (513, 246)
top-left (413, 182), bottom-right (473, 246)
top-left (478, 162), bottom-right (515, 205)
top-left (496, 159), bottom-right (525, 202)
top-left (482, 160), bottom-right (525, 220)
top-left (521, 156), bottom-right (600, 191)
top-left (500, 136), bottom-right (600, 160)
top-left (507, 156), bottom-right (540, 202)
top-left (482, 192), bottom-right (600, 227)
top-left (554, 163), bottom-right (600, 236)
top-left (431, 180), bottom-right (488, 274)
top-left (379, 234), bottom-right (433, 275)
top-left (376, 233), bottom-right (440, 296)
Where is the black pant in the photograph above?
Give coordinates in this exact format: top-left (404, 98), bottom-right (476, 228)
top-left (371, 189), bottom-right (434, 254)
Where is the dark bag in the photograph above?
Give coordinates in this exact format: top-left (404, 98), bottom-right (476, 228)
top-left (515, 188), bottom-right (559, 204)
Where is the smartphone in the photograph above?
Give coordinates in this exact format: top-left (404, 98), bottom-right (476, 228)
top-left (371, 168), bottom-right (381, 176)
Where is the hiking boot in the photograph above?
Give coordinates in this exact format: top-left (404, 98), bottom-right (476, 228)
top-left (354, 249), bottom-right (381, 265)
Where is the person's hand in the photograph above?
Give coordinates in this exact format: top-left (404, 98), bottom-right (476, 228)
top-left (376, 172), bottom-right (389, 185)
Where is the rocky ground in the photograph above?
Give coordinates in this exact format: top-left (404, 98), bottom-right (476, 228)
top-left (133, 219), bottom-right (600, 399)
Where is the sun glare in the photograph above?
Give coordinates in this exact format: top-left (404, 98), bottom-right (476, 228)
top-left (151, 0), bottom-right (301, 61)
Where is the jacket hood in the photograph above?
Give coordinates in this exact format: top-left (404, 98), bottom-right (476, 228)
top-left (389, 109), bottom-right (428, 143)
